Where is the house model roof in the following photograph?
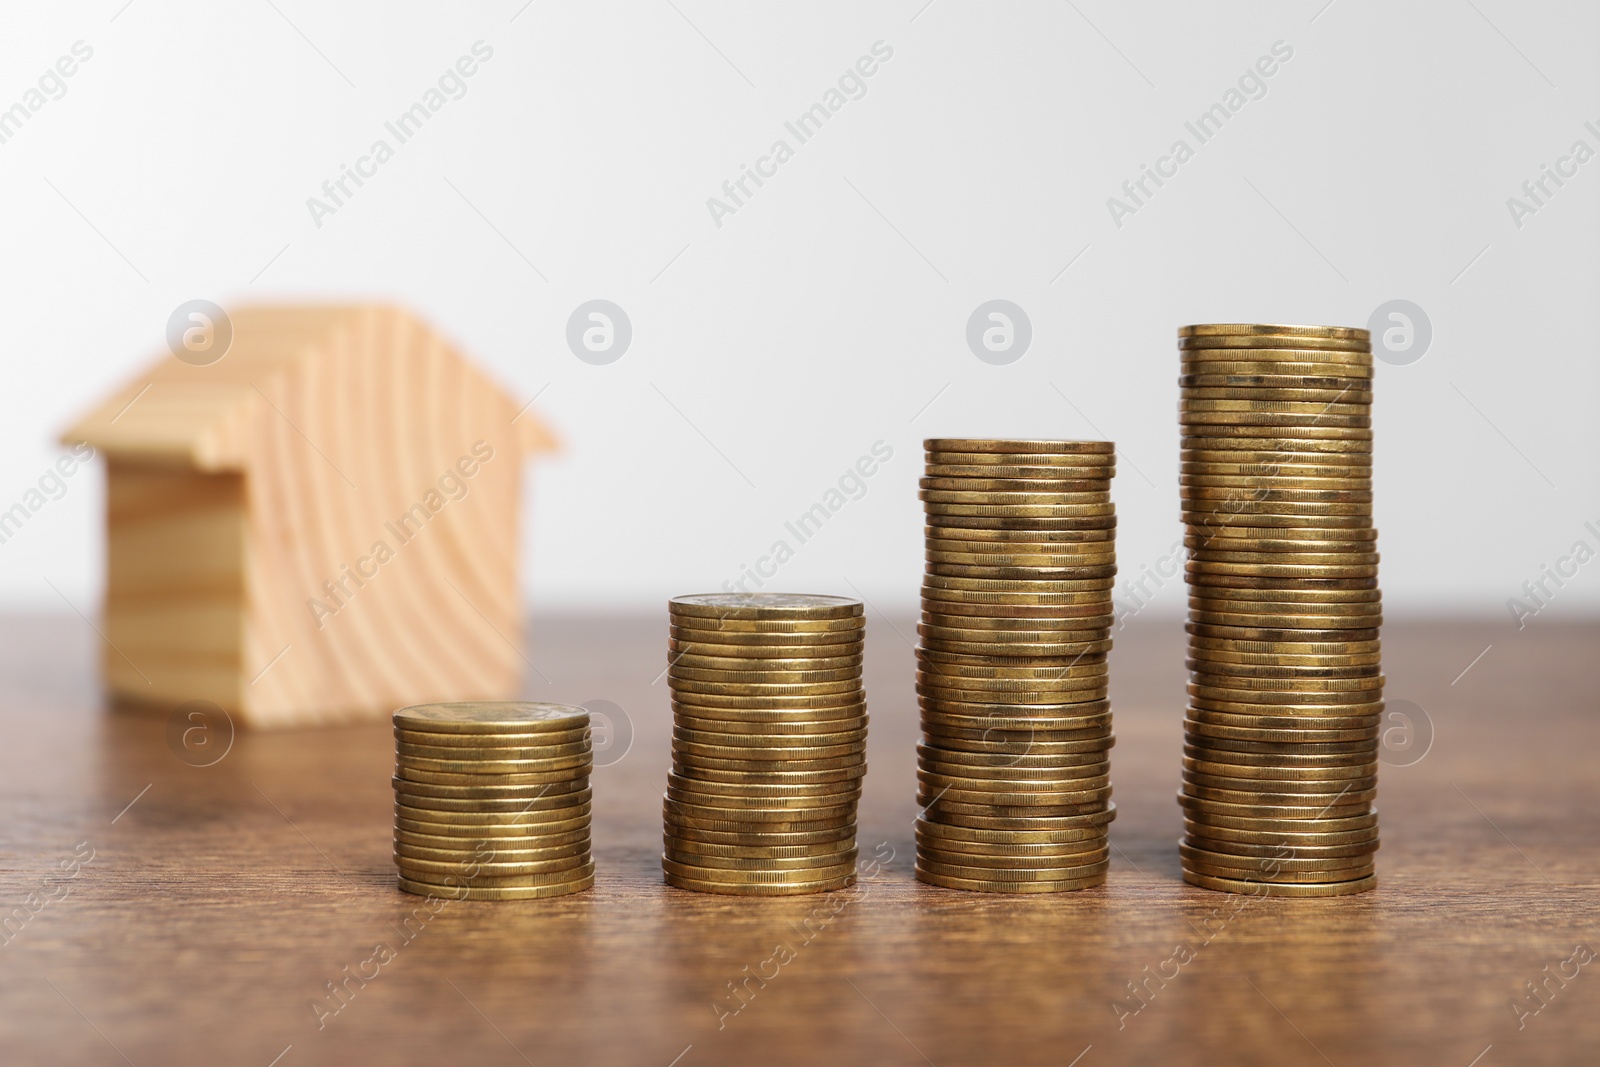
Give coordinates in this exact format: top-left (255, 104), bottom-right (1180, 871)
top-left (62, 304), bottom-right (555, 468)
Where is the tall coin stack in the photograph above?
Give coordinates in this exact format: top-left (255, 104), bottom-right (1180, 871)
top-left (663, 593), bottom-right (866, 895)
top-left (1177, 323), bottom-right (1381, 896)
top-left (915, 438), bottom-right (1118, 893)
top-left (393, 702), bottom-right (595, 900)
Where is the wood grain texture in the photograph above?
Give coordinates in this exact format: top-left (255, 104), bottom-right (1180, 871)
top-left (64, 305), bottom-right (556, 727)
top-left (0, 613), bottom-right (1596, 1066)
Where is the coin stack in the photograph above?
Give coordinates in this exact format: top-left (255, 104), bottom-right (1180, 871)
top-left (914, 438), bottom-right (1118, 893)
top-left (392, 702), bottom-right (595, 900)
top-left (1177, 323), bottom-right (1381, 897)
top-left (663, 593), bottom-right (866, 895)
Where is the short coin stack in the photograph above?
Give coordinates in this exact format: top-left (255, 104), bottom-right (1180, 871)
top-left (1177, 323), bottom-right (1381, 896)
top-left (663, 593), bottom-right (866, 895)
top-left (914, 438), bottom-right (1118, 893)
top-left (393, 702), bottom-right (595, 900)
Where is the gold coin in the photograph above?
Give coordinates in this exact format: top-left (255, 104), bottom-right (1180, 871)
top-left (1184, 758), bottom-right (1379, 782)
top-left (393, 727), bottom-right (590, 750)
top-left (1180, 870), bottom-right (1376, 896)
top-left (393, 776), bottom-right (588, 799)
top-left (914, 817), bottom-right (1107, 846)
top-left (923, 465), bottom-right (1114, 483)
top-left (1179, 372), bottom-right (1373, 392)
top-left (1177, 335), bottom-right (1371, 354)
top-left (913, 867), bottom-right (1106, 893)
top-left (1180, 783), bottom-right (1377, 810)
top-left (668, 676), bottom-right (861, 697)
top-left (662, 805), bottom-right (855, 835)
top-left (924, 438), bottom-right (1115, 455)
top-left (396, 754), bottom-right (592, 777)
top-left (393, 793), bottom-right (595, 819)
top-left (917, 656), bottom-right (1106, 681)
top-left (920, 767), bottom-right (1111, 793)
top-left (673, 712), bottom-right (868, 736)
top-left (918, 676), bottom-right (1108, 697)
top-left (1187, 594), bottom-right (1383, 614)
top-left (1186, 660), bottom-right (1380, 682)
top-left (667, 774), bottom-right (864, 799)
top-left (916, 856), bottom-right (1109, 882)
top-left (918, 741), bottom-right (1107, 768)
top-left (667, 651), bottom-right (862, 672)
top-left (399, 863), bottom-right (599, 889)
top-left (668, 593), bottom-right (862, 621)
top-left (920, 804), bottom-right (1115, 833)
top-left (1185, 722), bottom-right (1376, 745)
top-left (665, 837), bottom-right (858, 861)
top-left (917, 844), bottom-right (1110, 869)
top-left (920, 788), bottom-right (1113, 813)
top-left (394, 811), bottom-right (591, 837)
top-left (668, 664), bottom-right (860, 686)
top-left (668, 690), bottom-right (867, 710)
top-left (920, 696), bottom-right (1112, 721)
top-left (394, 740), bottom-right (591, 763)
top-left (920, 475), bottom-right (1111, 492)
top-left (1189, 671), bottom-right (1385, 694)
top-left (927, 539), bottom-right (1117, 561)
top-left (669, 823), bottom-right (857, 847)
top-left (1186, 623), bottom-right (1380, 644)
top-left (1178, 323), bottom-right (1369, 342)
top-left (672, 734), bottom-right (866, 757)
top-left (668, 616), bottom-right (863, 635)
top-left (660, 856), bottom-right (857, 884)
top-left (918, 636), bottom-right (1114, 658)
top-left (662, 847), bottom-right (858, 872)
top-left (926, 563), bottom-right (1116, 582)
top-left (922, 586), bottom-right (1113, 606)
top-left (1181, 386), bottom-right (1373, 405)
top-left (1185, 707), bottom-right (1380, 731)
top-left (668, 625), bottom-right (862, 647)
top-left (1181, 360), bottom-right (1373, 380)
top-left (927, 515), bottom-right (1119, 533)
top-left (925, 524), bottom-right (1115, 544)
top-left (1183, 513), bottom-right (1375, 533)
top-left (669, 759), bottom-right (867, 783)
top-left (1184, 835), bottom-right (1378, 861)
top-left (1186, 737), bottom-right (1376, 758)
top-left (921, 761), bottom-right (1111, 786)
top-left (396, 852), bottom-right (591, 877)
top-left (395, 838), bottom-right (589, 862)
top-left (1180, 429), bottom-right (1371, 449)
top-left (923, 502), bottom-right (1117, 520)
top-left (918, 648), bottom-right (1108, 670)
top-left (1180, 843), bottom-right (1376, 875)
top-left (397, 873), bottom-right (594, 900)
top-left (920, 489), bottom-right (1113, 507)
top-left (393, 701), bottom-right (588, 735)
top-left (395, 766), bottom-right (591, 787)
top-left (672, 723), bottom-right (869, 747)
top-left (1187, 633), bottom-right (1381, 655)
top-left (923, 573), bottom-right (1117, 594)
top-left (1180, 458), bottom-right (1373, 478)
top-left (1188, 685), bottom-right (1383, 709)
top-left (390, 830), bottom-right (581, 859)
top-left (1180, 803), bottom-right (1376, 834)
top-left (663, 871), bottom-right (856, 895)
top-left (925, 450), bottom-right (1115, 469)
top-left (1183, 822), bottom-right (1379, 848)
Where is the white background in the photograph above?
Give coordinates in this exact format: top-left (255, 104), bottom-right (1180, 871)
top-left (1, 1), bottom-right (1596, 623)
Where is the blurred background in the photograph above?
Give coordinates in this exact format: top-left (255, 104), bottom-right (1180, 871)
top-left (2, 0), bottom-right (1596, 623)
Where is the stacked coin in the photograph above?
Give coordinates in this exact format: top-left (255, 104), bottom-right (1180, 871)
top-left (393, 702), bottom-right (594, 900)
top-left (663, 593), bottom-right (866, 895)
top-left (1177, 323), bottom-right (1381, 896)
top-left (914, 438), bottom-right (1118, 893)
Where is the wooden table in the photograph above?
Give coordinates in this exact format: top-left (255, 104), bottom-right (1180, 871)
top-left (1, 613), bottom-right (1595, 1065)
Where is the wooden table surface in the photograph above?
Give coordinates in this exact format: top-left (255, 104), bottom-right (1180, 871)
top-left (0, 612), bottom-right (1595, 1066)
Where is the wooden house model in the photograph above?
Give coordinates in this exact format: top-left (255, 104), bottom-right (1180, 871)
top-left (62, 305), bottom-right (554, 728)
